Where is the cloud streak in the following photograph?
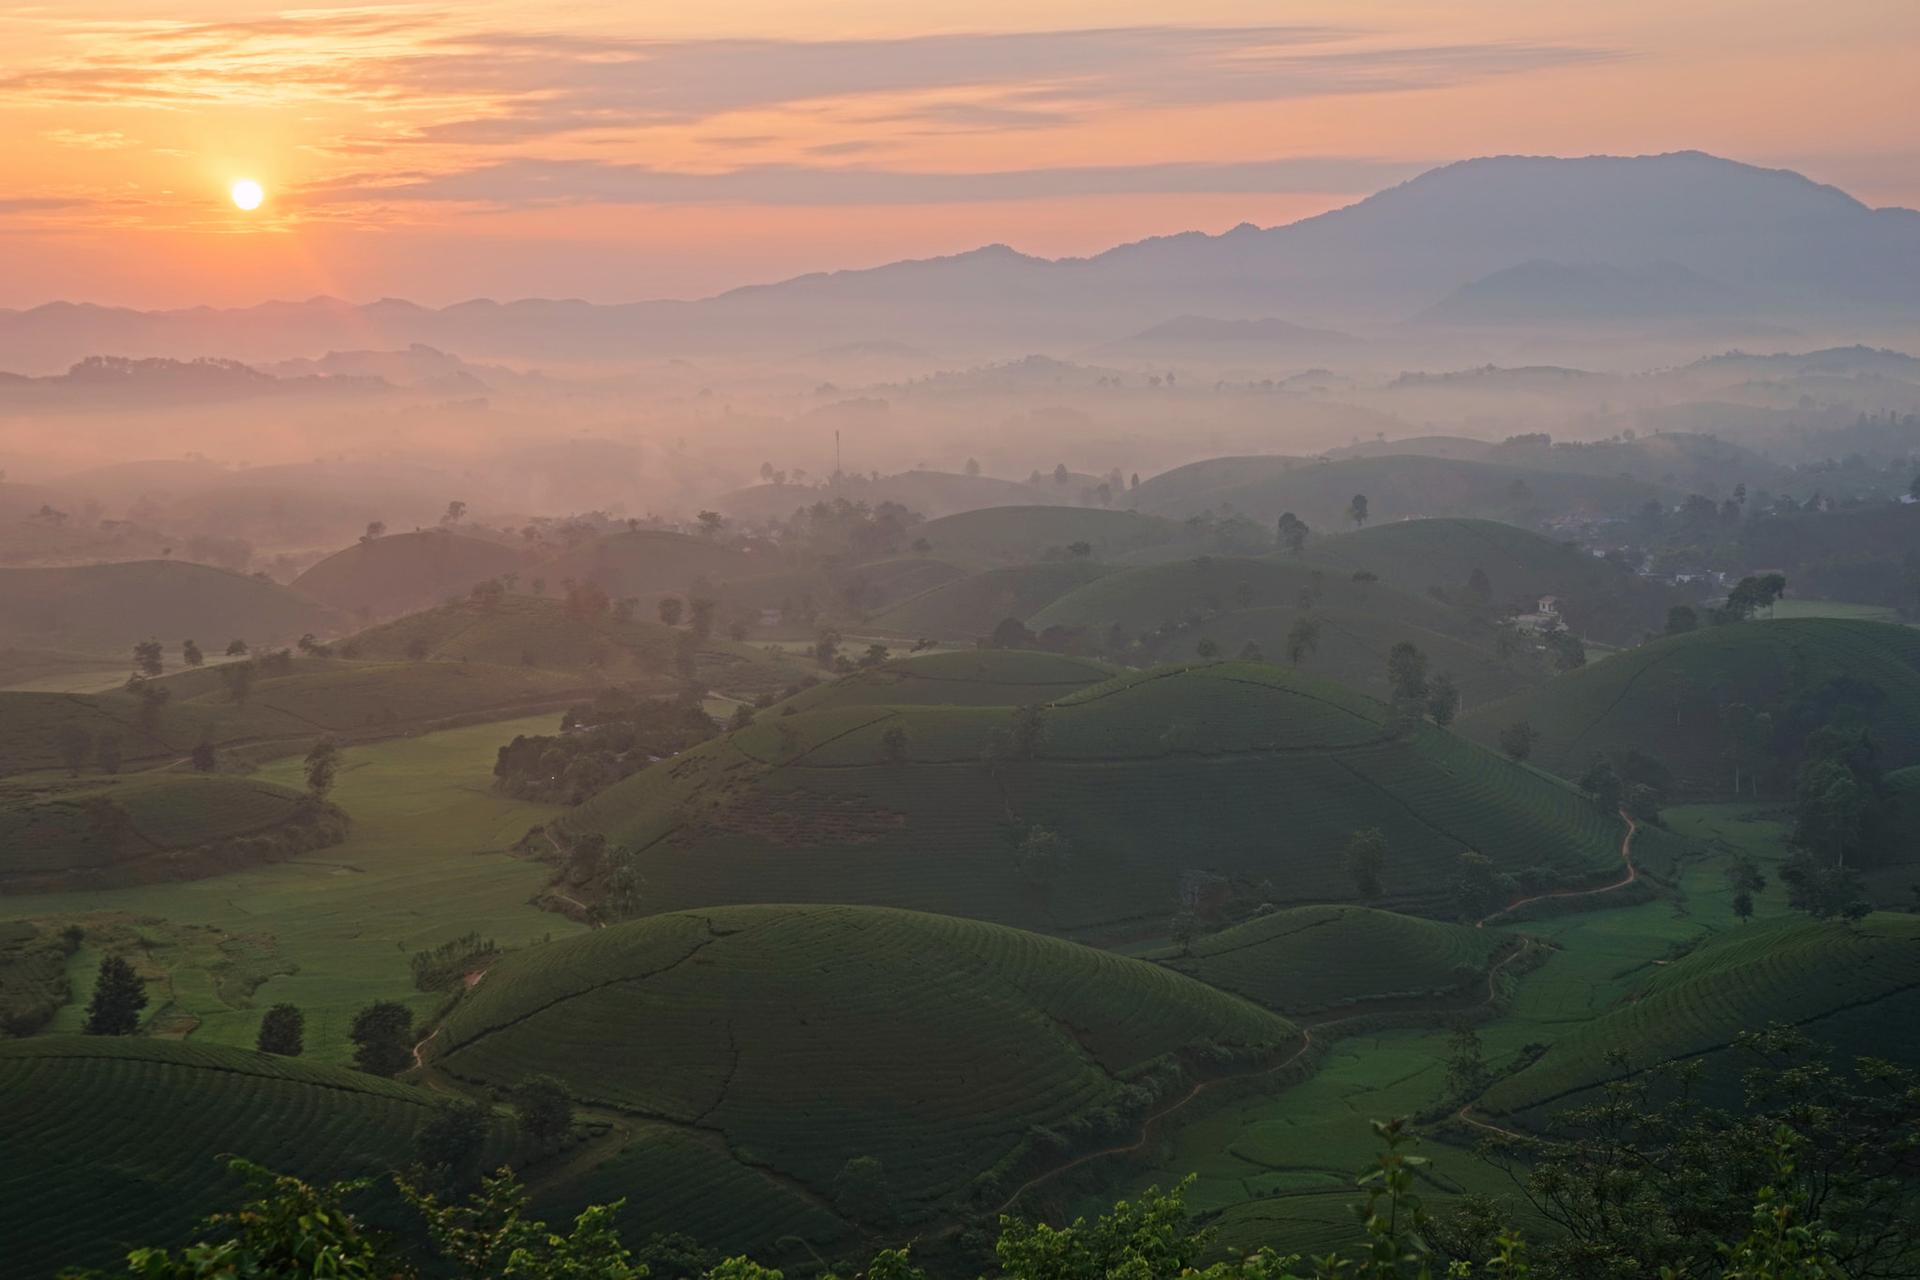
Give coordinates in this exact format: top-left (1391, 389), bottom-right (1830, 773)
top-left (310, 156), bottom-right (1426, 208)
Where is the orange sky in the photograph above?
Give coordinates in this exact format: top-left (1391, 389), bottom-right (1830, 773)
top-left (3, 0), bottom-right (1916, 308)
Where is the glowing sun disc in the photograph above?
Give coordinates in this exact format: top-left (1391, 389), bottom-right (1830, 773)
top-left (230, 179), bottom-right (264, 211)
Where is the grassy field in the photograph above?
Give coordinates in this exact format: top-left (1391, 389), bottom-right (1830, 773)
top-left (0, 1036), bottom-right (524, 1277)
top-left (782, 649), bottom-right (1115, 711)
top-left (1765, 598), bottom-right (1906, 623)
top-left (0, 559), bottom-right (341, 656)
top-left (2, 714), bottom-right (578, 1059)
top-left (533, 528), bottom-right (764, 599)
top-left (429, 904), bottom-right (1300, 1234)
top-left (1459, 617), bottom-right (1920, 795)
top-left (560, 661), bottom-right (1651, 931)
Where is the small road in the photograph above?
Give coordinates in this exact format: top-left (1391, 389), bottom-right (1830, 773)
top-left (1478, 811), bottom-right (1641, 928)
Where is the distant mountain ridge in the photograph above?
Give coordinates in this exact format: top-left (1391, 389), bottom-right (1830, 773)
top-left (2, 151), bottom-right (1916, 369)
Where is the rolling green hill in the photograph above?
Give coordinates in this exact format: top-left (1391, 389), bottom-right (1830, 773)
top-left (429, 904), bottom-right (1300, 1230)
top-left (0, 1036), bottom-right (521, 1277)
top-left (1133, 455), bottom-right (1670, 530)
top-left (913, 506), bottom-right (1184, 564)
top-left (1479, 914), bottom-right (1920, 1123)
top-left (0, 772), bottom-right (341, 891)
top-left (559, 662), bottom-right (1647, 930)
top-left (0, 659), bottom-right (592, 777)
top-left (291, 529), bottom-right (525, 621)
top-left (1153, 905), bottom-right (1507, 1017)
top-left (1458, 618), bottom-right (1920, 796)
top-left (782, 650), bottom-right (1116, 711)
top-left (1305, 518), bottom-right (1684, 644)
top-left (870, 560), bottom-right (1112, 640)
top-left (0, 560), bottom-right (340, 657)
top-left (344, 595), bottom-right (814, 698)
top-left (533, 529), bottom-right (762, 599)
top-left (1029, 555), bottom-right (1534, 706)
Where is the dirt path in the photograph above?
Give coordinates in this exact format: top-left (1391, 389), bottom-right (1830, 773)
top-left (1478, 811), bottom-right (1640, 928)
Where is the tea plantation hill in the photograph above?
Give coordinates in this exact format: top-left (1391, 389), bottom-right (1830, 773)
top-left (343, 594), bottom-right (815, 698)
top-left (0, 656), bottom-right (591, 777)
top-left (779, 649), bottom-right (1115, 711)
top-left (425, 904), bottom-right (1301, 1244)
top-left (909, 505), bottom-right (1187, 564)
top-left (1026, 555), bottom-right (1533, 706)
top-left (532, 528), bottom-right (766, 600)
top-left (0, 1037), bottom-right (526, 1277)
top-left (0, 771), bottom-right (341, 891)
top-left (1152, 905), bottom-right (1509, 1019)
top-left (290, 528), bottom-right (526, 621)
top-left (869, 559), bottom-right (1112, 641)
top-left (0, 560), bottom-right (340, 656)
top-left (1130, 454), bottom-right (1671, 530)
top-left (711, 468), bottom-right (1046, 523)
top-left (556, 657), bottom-right (1659, 932)
top-left (1458, 618), bottom-right (1920, 797)
top-left (1303, 517), bottom-right (1687, 645)
top-left (1477, 913), bottom-right (1920, 1126)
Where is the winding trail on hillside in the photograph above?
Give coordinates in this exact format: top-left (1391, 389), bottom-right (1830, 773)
top-left (1477, 810), bottom-right (1640, 928)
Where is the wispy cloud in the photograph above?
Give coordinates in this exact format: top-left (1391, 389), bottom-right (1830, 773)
top-left (310, 156), bottom-right (1425, 208)
top-left (3, 17), bottom-right (1621, 145)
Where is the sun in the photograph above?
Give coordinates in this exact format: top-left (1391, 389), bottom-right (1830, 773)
top-left (230, 178), bottom-right (264, 211)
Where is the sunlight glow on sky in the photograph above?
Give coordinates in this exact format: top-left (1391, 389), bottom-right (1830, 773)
top-left (2, 0), bottom-right (1916, 307)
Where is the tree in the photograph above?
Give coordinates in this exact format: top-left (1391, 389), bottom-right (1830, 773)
top-left (442, 499), bottom-right (467, 525)
top-left (55, 723), bottom-right (92, 775)
top-left (191, 739), bottom-right (218, 772)
top-left (833, 1156), bottom-right (895, 1226)
top-left (1347, 493), bottom-right (1370, 527)
top-left (1285, 616), bottom-right (1320, 666)
top-left (1465, 566), bottom-right (1493, 612)
top-left (84, 954), bottom-right (148, 1035)
top-left (880, 724), bottom-right (909, 765)
top-left (657, 596), bottom-right (684, 627)
top-left (696, 510), bottom-right (726, 537)
top-left (349, 1000), bottom-right (414, 1076)
top-left (1238, 640), bottom-right (1265, 662)
top-left (1452, 850), bottom-right (1515, 920)
top-left (1386, 641), bottom-right (1429, 705)
top-left (1009, 703), bottom-right (1046, 758)
top-left (1066, 540), bottom-right (1092, 558)
top-left (859, 642), bottom-right (890, 668)
top-left (1053, 462), bottom-right (1069, 485)
top-left (1443, 1020), bottom-right (1489, 1099)
top-left (1499, 720), bottom-right (1538, 761)
top-left (221, 658), bottom-right (255, 706)
top-left (182, 638), bottom-right (204, 668)
top-left (256, 1003), bottom-right (305, 1055)
top-left (1013, 826), bottom-right (1073, 884)
top-left (224, 638), bottom-right (248, 657)
top-left (1426, 673), bottom-right (1461, 726)
top-left (813, 628), bottom-right (842, 668)
top-left (95, 732), bottom-right (122, 775)
top-left (1345, 828), bottom-right (1388, 900)
top-left (304, 737), bottom-right (341, 798)
top-left (1579, 757), bottom-right (1623, 814)
top-left (1667, 604), bottom-right (1699, 634)
top-left (1195, 637), bottom-right (1220, 659)
top-left (1275, 511), bottom-right (1309, 555)
top-left (133, 638), bottom-right (164, 678)
top-left (965, 457), bottom-right (981, 477)
top-left (688, 597), bottom-right (716, 639)
top-left (362, 520), bottom-right (386, 542)
top-left (989, 616), bottom-right (1033, 649)
top-left (512, 1075), bottom-right (573, 1147)
top-left (415, 1099), bottom-right (490, 1187)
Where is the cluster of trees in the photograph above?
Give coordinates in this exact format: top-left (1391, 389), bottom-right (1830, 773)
top-left (493, 689), bottom-right (718, 805)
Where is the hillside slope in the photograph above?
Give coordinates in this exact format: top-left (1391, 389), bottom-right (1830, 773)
top-left (430, 904), bottom-right (1300, 1228)
top-left (291, 529), bottom-right (524, 621)
top-left (1459, 619), bottom-right (1920, 795)
top-left (0, 560), bottom-right (340, 656)
top-left (559, 662), bottom-right (1648, 931)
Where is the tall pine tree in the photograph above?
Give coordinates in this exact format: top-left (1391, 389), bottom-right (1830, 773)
top-left (83, 955), bottom-right (147, 1035)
